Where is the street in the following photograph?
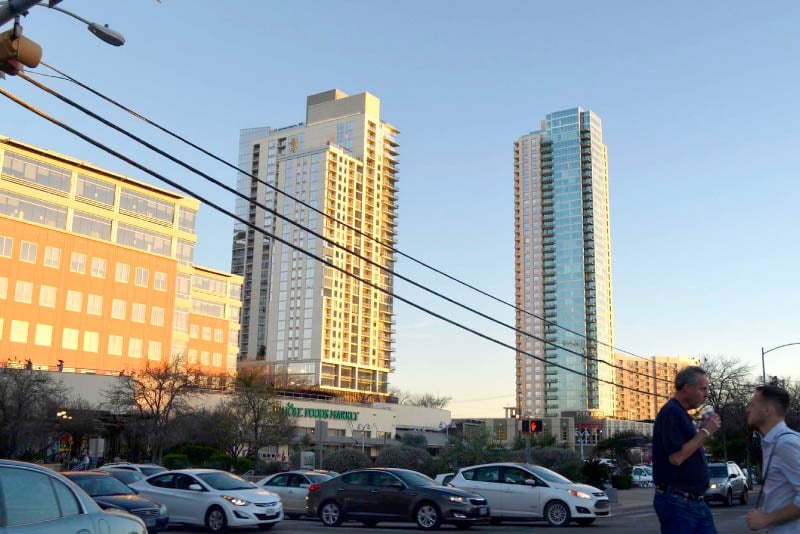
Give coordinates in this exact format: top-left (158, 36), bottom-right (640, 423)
top-left (166, 503), bottom-right (754, 533)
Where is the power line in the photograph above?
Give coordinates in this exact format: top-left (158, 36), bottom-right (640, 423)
top-left (0, 85), bottom-right (671, 403)
top-left (36, 61), bottom-right (679, 374)
top-left (17, 71), bottom-right (674, 389)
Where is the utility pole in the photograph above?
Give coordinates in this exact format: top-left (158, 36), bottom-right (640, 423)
top-left (0, 0), bottom-right (41, 28)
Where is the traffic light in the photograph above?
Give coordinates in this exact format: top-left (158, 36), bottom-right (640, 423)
top-left (0, 26), bottom-right (42, 76)
top-left (521, 419), bottom-right (544, 433)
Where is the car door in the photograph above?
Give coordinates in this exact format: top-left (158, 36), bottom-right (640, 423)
top-left (171, 473), bottom-right (210, 524)
top-left (337, 471), bottom-right (374, 516)
top-left (458, 466), bottom-right (507, 516)
top-left (729, 465), bottom-right (744, 497)
top-left (284, 474), bottom-right (310, 513)
top-left (137, 473), bottom-right (183, 522)
top-left (0, 465), bottom-right (97, 534)
top-left (499, 466), bottom-right (542, 518)
top-left (262, 473), bottom-right (293, 512)
top-left (371, 471), bottom-right (413, 519)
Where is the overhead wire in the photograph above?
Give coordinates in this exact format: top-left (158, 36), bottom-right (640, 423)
top-left (35, 61), bottom-right (679, 374)
top-left (0, 85), bottom-right (671, 402)
top-left (16, 70), bottom-right (675, 389)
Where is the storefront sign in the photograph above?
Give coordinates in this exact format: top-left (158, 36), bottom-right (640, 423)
top-left (283, 402), bottom-right (359, 421)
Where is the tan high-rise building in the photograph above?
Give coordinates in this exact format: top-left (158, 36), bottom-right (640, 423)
top-left (0, 137), bottom-right (242, 380)
top-left (613, 354), bottom-right (701, 420)
top-left (233, 90), bottom-right (398, 398)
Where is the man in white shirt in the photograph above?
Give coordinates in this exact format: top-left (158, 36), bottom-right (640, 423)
top-left (746, 385), bottom-right (800, 532)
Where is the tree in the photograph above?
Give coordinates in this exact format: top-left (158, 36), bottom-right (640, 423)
top-left (701, 354), bottom-right (756, 461)
top-left (409, 393), bottom-right (452, 409)
top-left (0, 368), bottom-right (66, 458)
top-left (215, 370), bottom-right (295, 461)
top-left (103, 354), bottom-right (200, 463)
top-left (440, 428), bottom-right (504, 469)
top-left (399, 432), bottom-right (428, 449)
top-left (323, 448), bottom-right (370, 473)
top-left (375, 445), bottom-right (432, 473)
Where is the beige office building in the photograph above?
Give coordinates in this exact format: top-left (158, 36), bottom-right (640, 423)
top-left (613, 354), bottom-right (700, 420)
top-left (232, 90), bottom-right (398, 398)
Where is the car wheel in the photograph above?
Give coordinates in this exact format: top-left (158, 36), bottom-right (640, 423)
top-left (415, 501), bottom-right (442, 530)
top-left (545, 500), bottom-right (571, 527)
top-left (576, 518), bottom-right (596, 526)
top-left (740, 486), bottom-right (749, 505)
top-left (724, 489), bottom-right (733, 507)
top-left (320, 500), bottom-right (344, 527)
top-left (205, 505), bottom-right (227, 533)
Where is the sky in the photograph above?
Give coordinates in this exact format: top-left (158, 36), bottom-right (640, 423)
top-left (1, 1), bottom-right (798, 417)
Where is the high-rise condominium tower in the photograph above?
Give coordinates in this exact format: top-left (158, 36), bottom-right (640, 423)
top-left (232, 90), bottom-right (398, 397)
top-left (514, 108), bottom-right (614, 418)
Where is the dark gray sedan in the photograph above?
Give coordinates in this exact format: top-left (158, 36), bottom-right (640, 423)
top-left (305, 468), bottom-right (489, 530)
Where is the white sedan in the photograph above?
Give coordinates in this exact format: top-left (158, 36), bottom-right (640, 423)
top-left (130, 468), bottom-right (283, 532)
top-left (448, 462), bottom-right (610, 527)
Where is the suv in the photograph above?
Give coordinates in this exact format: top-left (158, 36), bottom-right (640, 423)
top-left (705, 461), bottom-right (748, 506)
top-left (98, 462), bottom-right (167, 477)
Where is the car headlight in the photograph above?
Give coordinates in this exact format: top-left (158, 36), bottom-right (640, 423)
top-left (568, 489), bottom-right (592, 499)
top-left (447, 495), bottom-right (468, 504)
top-left (710, 484), bottom-right (717, 489)
top-left (222, 495), bottom-right (250, 506)
top-left (159, 504), bottom-right (168, 515)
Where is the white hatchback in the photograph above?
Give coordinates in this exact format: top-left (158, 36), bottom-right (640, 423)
top-left (130, 468), bottom-right (283, 532)
top-left (448, 462), bottom-right (610, 527)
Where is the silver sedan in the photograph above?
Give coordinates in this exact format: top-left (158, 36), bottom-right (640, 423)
top-left (257, 470), bottom-right (333, 518)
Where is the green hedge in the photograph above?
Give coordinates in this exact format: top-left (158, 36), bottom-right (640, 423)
top-left (162, 454), bottom-right (190, 470)
top-left (611, 473), bottom-right (633, 490)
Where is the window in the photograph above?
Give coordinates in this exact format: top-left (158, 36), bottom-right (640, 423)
top-left (213, 353), bottom-right (222, 367)
top-left (1, 466), bottom-right (81, 526)
top-left (151, 306), bottom-right (165, 326)
top-left (108, 335), bottom-right (123, 356)
top-left (201, 351), bottom-right (210, 365)
top-left (65, 290), bottom-right (83, 312)
top-left (189, 324), bottom-right (199, 339)
top-left (19, 240), bottom-right (37, 263)
top-left (266, 474), bottom-right (290, 487)
top-left (83, 331), bottom-right (99, 352)
top-left (72, 211), bottom-right (111, 240)
top-left (128, 338), bottom-right (143, 358)
top-left (188, 349), bottom-right (198, 364)
top-left (90, 257), bottom-right (107, 278)
top-left (148, 341), bottom-right (162, 361)
top-left (0, 235), bottom-right (12, 257)
top-left (154, 271), bottom-right (167, 291)
top-left (62, 328), bottom-right (79, 350)
top-left (70, 252), bottom-right (86, 273)
top-left (87, 294), bottom-right (102, 315)
top-left (33, 324), bottom-right (53, 347)
top-left (135, 267), bottom-right (149, 287)
top-left (0, 276), bottom-right (7, 299)
top-left (39, 285), bottom-right (56, 307)
top-left (202, 326), bottom-right (212, 341)
top-left (10, 320), bottom-right (28, 342)
top-left (173, 309), bottom-right (188, 333)
top-left (213, 328), bottom-right (224, 343)
top-left (115, 262), bottom-right (130, 283)
top-left (14, 280), bottom-right (33, 303)
top-left (131, 303), bottom-right (146, 323)
top-left (43, 246), bottom-right (61, 268)
top-left (112, 299), bottom-right (126, 320)
top-left (176, 273), bottom-right (191, 297)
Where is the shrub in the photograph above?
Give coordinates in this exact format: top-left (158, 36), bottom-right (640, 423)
top-left (375, 445), bottom-right (432, 472)
top-left (232, 456), bottom-right (254, 474)
top-left (178, 445), bottom-right (218, 466)
top-left (611, 473), bottom-right (633, 490)
top-left (207, 453), bottom-right (232, 471)
top-left (582, 459), bottom-right (611, 488)
top-left (323, 448), bottom-right (370, 473)
top-left (162, 454), bottom-right (190, 470)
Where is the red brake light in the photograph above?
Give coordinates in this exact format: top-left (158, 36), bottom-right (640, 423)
top-left (308, 483), bottom-right (321, 492)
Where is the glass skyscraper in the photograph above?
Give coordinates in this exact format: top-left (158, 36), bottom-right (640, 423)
top-left (232, 90), bottom-right (398, 398)
top-left (514, 108), bottom-right (614, 418)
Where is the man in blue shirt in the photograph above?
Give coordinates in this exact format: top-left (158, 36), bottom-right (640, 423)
top-left (745, 385), bottom-right (800, 532)
top-left (653, 365), bottom-right (721, 533)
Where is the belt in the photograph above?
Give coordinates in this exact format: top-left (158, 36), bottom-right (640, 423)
top-left (655, 485), bottom-right (704, 501)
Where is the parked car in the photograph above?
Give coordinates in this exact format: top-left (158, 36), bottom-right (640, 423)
top-left (629, 465), bottom-right (653, 487)
top-left (448, 462), bottom-right (610, 527)
top-left (63, 470), bottom-right (169, 532)
top-left (0, 459), bottom-right (147, 533)
top-left (705, 461), bottom-right (749, 506)
top-left (305, 467), bottom-right (489, 530)
top-left (100, 467), bottom-right (146, 486)
top-left (257, 470), bottom-right (333, 518)
top-left (129, 468), bottom-right (283, 532)
top-left (434, 472), bottom-right (455, 486)
top-left (98, 462), bottom-right (167, 477)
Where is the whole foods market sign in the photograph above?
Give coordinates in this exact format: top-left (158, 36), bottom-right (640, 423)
top-left (283, 402), bottom-right (359, 421)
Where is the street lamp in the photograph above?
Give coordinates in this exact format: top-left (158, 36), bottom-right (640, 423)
top-left (356, 423), bottom-right (371, 454)
top-left (761, 343), bottom-right (800, 383)
top-left (36, 2), bottom-right (125, 46)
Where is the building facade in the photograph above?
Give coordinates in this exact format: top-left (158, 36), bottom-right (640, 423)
top-left (514, 108), bottom-right (614, 419)
top-left (0, 137), bottom-right (241, 379)
top-left (613, 354), bottom-right (701, 420)
top-left (232, 90), bottom-right (398, 398)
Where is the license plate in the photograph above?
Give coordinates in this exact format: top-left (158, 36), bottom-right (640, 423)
top-left (479, 506), bottom-right (488, 516)
top-left (263, 507), bottom-right (275, 514)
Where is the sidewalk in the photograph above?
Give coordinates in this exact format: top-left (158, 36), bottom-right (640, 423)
top-left (611, 487), bottom-right (656, 512)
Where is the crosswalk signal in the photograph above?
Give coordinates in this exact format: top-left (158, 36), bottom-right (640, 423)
top-left (0, 24), bottom-right (42, 76)
top-left (522, 419), bottom-right (544, 433)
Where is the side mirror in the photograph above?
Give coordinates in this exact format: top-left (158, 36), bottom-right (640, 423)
top-left (188, 483), bottom-right (203, 491)
top-left (524, 478), bottom-right (538, 487)
top-left (729, 473), bottom-right (737, 479)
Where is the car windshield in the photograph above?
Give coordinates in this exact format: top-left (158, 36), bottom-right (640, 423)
top-left (198, 472), bottom-right (256, 490)
top-left (306, 473), bottom-right (332, 483)
top-left (72, 475), bottom-right (135, 496)
top-left (708, 466), bottom-right (728, 478)
top-left (395, 470), bottom-right (436, 487)
top-left (139, 466), bottom-right (167, 476)
top-left (525, 465), bottom-right (573, 484)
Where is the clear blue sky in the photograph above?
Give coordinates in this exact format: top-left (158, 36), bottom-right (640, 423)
top-left (2, 1), bottom-right (798, 417)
